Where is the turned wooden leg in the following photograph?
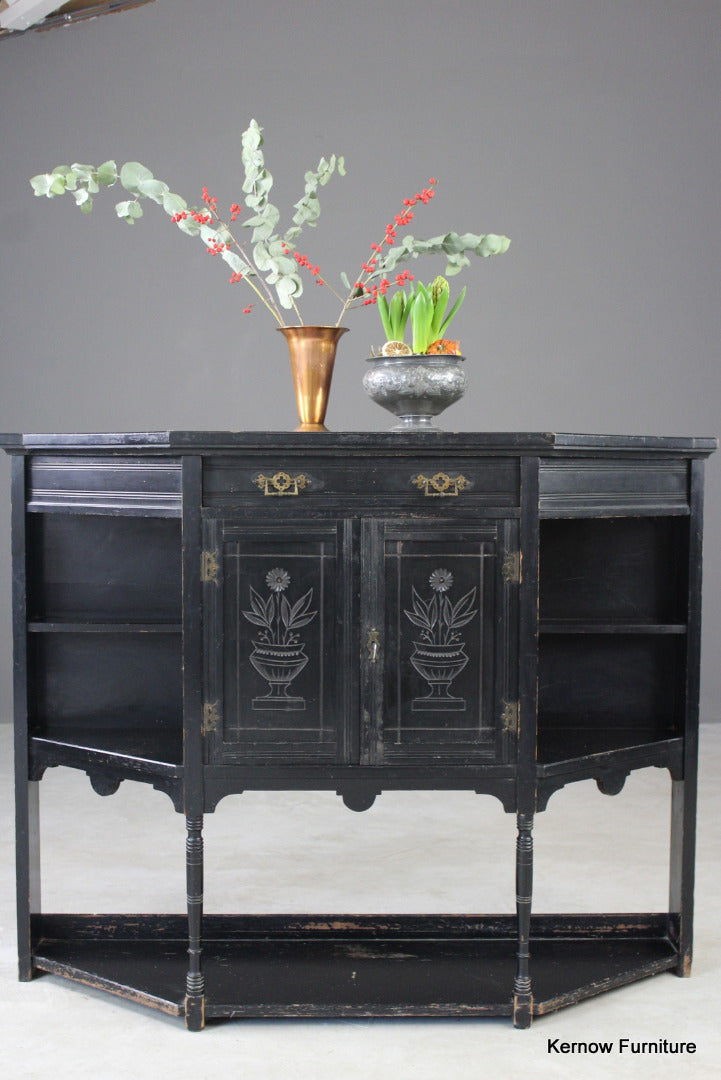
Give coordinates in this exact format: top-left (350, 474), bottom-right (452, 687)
top-left (185, 815), bottom-right (205, 1030)
top-left (513, 812), bottom-right (534, 1027)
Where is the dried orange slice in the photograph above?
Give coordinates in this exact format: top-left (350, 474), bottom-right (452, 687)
top-left (381, 340), bottom-right (413, 356)
top-left (426, 338), bottom-right (461, 355)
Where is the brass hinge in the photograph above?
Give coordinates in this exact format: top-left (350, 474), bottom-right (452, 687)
top-left (202, 701), bottom-right (220, 735)
top-left (502, 550), bottom-right (522, 585)
top-left (201, 549), bottom-right (219, 584)
top-left (502, 700), bottom-right (520, 737)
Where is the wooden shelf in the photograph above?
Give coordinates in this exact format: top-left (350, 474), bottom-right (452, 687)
top-left (31, 913), bottom-right (679, 1021)
top-left (31, 728), bottom-right (183, 771)
top-left (539, 621), bottom-right (687, 635)
top-left (28, 621), bottom-right (182, 634)
top-left (536, 728), bottom-right (682, 766)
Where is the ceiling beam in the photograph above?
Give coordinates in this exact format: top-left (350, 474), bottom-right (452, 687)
top-left (0, 0), bottom-right (155, 36)
top-left (0, 1), bottom-right (65, 31)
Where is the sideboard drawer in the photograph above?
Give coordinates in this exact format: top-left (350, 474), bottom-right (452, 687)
top-left (203, 456), bottom-right (520, 508)
top-left (539, 458), bottom-right (689, 515)
top-left (27, 456), bottom-right (182, 515)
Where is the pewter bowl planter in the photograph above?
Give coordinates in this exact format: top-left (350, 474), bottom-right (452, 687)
top-left (363, 355), bottom-right (467, 431)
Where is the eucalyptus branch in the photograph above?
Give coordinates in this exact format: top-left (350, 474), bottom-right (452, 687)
top-left (29, 121), bottom-right (510, 339)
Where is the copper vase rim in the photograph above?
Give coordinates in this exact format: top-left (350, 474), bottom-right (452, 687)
top-left (277, 325), bottom-right (349, 334)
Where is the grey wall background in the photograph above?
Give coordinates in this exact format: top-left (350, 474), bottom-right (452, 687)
top-left (0, 0), bottom-right (719, 721)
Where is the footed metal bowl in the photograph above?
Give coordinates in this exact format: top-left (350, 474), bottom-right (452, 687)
top-left (363, 355), bottom-right (466, 430)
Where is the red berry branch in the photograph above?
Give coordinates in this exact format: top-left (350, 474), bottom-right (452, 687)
top-left (333, 180), bottom-right (435, 324)
top-left (274, 179), bottom-right (436, 323)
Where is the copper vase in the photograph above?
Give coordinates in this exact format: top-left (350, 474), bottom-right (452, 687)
top-left (278, 325), bottom-right (349, 431)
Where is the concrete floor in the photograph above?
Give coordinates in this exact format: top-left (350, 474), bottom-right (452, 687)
top-left (1, 722), bottom-right (719, 1080)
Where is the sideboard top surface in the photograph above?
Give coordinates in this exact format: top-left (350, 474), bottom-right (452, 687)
top-left (0, 431), bottom-right (717, 456)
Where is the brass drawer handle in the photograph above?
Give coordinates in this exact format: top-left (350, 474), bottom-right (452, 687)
top-left (412, 471), bottom-right (469, 497)
top-left (254, 471), bottom-right (308, 496)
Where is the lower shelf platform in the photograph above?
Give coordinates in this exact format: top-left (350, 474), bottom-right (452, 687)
top-left (30, 913), bottom-right (680, 1024)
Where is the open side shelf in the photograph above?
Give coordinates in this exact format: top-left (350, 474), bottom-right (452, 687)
top-left (30, 731), bottom-right (184, 808)
top-left (27, 621), bottom-right (183, 634)
top-left (31, 729), bottom-right (183, 770)
top-left (536, 732), bottom-right (684, 768)
top-left (535, 736), bottom-right (684, 808)
top-left (31, 914), bottom-right (679, 1022)
top-left (539, 621), bottom-right (687, 635)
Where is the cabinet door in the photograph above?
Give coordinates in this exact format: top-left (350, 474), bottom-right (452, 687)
top-left (363, 519), bottom-right (518, 764)
top-left (203, 517), bottom-right (352, 764)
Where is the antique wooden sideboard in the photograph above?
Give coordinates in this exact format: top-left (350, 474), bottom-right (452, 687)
top-left (1, 430), bottom-right (716, 1028)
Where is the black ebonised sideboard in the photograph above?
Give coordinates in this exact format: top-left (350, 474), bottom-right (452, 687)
top-left (1, 431), bottom-right (716, 1028)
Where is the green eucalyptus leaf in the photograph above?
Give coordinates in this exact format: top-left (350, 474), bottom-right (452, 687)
top-left (175, 214), bottom-right (200, 236)
top-left (96, 160), bottom-right (118, 186)
top-left (200, 224), bottom-right (219, 245)
top-left (254, 239), bottom-right (290, 273)
top-left (115, 199), bottom-right (142, 222)
top-left (70, 164), bottom-right (95, 181)
top-left (339, 271), bottom-right (351, 290)
top-left (222, 249), bottom-right (251, 275)
top-left (80, 197), bottom-right (94, 214)
top-left (73, 187), bottom-right (90, 206)
top-left (292, 191), bottom-right (319, 227)
top-left (251, 204), bottom-right (280, 242)
top-left (119, 161), bottom-right (154, 194)
top-left (316, 156), bottom-right (336, 185)
top-left (444, 252), bottom-right (470, 275)
top-left (266, 238), bottom-right (289, 257)
top-left (30, 174), bottom-right (53, 196)
top-left (138, 178), bottom-right (170, 204)
top-left (253, 241), bottom-right (273, 272)
top-left (242, 118), bottom-right (263, 156)
top-left (276, 273), bottom-right (303, 309)
top-left (477, 232), bottom-right (511, 256)
top-left (273, 255), bottom-right (296, 276)
top-left (49, 175), bottom-right (67, 195)
top-left (214, 226), bottom-right (233, 245)
top-left (162, 191), bottom-right (187, 216)
top-left (291, 150), bottom-right (345, 231)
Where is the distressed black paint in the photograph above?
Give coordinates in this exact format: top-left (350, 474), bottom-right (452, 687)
top-left (0, 431), bottom-right (715, 1028)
